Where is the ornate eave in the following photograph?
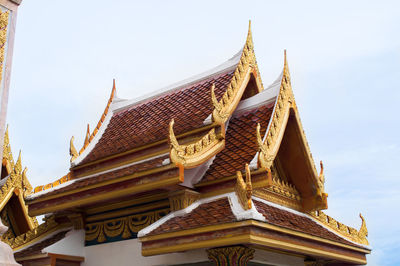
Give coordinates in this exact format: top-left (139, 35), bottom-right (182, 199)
top-left (168, 21), bottom-right (265, 169)
top-left (138, 191), bottom-right (370, 264)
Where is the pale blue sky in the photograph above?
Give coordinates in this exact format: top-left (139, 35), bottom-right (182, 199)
top-left (6, 1), bottom-right (400, 265)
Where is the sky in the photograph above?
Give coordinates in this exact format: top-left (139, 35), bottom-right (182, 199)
top-left (5, 1), bottom-right (400, 265)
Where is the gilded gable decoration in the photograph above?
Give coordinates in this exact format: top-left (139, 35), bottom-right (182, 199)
top-left (211, 21), bottom-right (263, 125)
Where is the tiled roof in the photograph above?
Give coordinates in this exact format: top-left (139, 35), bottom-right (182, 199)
top-left (202, 103), bottom-right (274, 182)
top-left (252, 200), bottom-right (359, 247)
top-left (79, 70), bottom-right (235, 165)
top-left (144, 195), bottom-right (362, 248)
top-left (31, 155), bottom-right (169, 200)
top-left (14, 230), bottom-right (69, 258)
top-left (147, 198), bottom-right (236, 236)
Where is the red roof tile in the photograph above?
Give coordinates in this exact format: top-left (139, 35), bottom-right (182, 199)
top-left (253, 200), bottom-right (361, 247)
top-left (146, 196), bottom-right (361, 248)
top-left (79, 71), bottom-right (235, 165)
top-left (32, 155), bottom-right (169, 200)
top-left (202, 104), bottom-right (274, 182)
top-left (147, 198), bottom-right (236, 236)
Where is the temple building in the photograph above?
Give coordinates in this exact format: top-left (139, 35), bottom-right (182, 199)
top-left (1, 23), bottom-right (371, 265)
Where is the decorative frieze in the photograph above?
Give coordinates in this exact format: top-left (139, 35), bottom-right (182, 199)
top-left (207, 245), bottom-right (255, 266)
top-left (85, 208), bottom-right (169, 245)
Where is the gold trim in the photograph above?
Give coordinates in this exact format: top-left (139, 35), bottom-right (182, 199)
top-left (71, 80), bottom-right (116, 162)
top-left (207, 246), bottom-right (255, 265)
top-left (310, 211), bottom-right (369, 246)
top-left (211, 21), bottom-right (263, 125)
top-left (0, 129), bottom-right (38, 230)
top-left (71, 121), bottom-right (217, 171)
top-left (140, 220), bottom-right (369, 254)
top-left (142, 229), bottom-right (367, 264)
top-left (3, 216), bottom-right (70, 251)
top-left (86, 208), bottom-right (169, 243)
top-left (28, 175), bottom-right (182, 216)
top-left (169, 119), bottom-right (225, 168)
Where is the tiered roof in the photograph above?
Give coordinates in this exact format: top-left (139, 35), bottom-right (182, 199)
top-left (21, 22), bottom-right (370, 264)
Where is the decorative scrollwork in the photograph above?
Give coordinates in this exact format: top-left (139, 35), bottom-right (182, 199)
top-left (85, 208), bottom-right (169, 244)
top-left (310, 211), bottom-right (369, 245)
top-left (168, 119), bottom-right (225, 168)
top-left (207, 245), bottom-right (255, 266)
top-left (235, 164), bottom-right (252, 210)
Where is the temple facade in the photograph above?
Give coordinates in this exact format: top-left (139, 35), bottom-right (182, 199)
top-left (1, 23), bottom-right (371, 265)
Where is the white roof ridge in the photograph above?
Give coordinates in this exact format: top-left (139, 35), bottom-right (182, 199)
top-left (112, 50), bottom-right (242, 113)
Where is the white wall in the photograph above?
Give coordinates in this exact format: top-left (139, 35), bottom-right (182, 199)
top-left (82, 238), bottom-right (305, 266)
top-left (83, 238), bottom-right (208, 266)
top-left (44, 229), bottom-right (85, 257)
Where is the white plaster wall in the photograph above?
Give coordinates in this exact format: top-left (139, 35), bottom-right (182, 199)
top-left (82, 238), bottom-right (208, 266)
top-left (43, 230), bottom-right (85, 257)
top-left (82, 238), bottom-right (305, 266)
top-left (253, 249), bottom-right (305, 266)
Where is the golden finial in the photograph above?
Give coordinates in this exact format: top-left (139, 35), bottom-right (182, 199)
top-left (14, 150), bottom-right (22, 174)
top-left (69, 136), bottom-right (78, 162)
top-left (235, 163), bottom-right (252, 210)
top-left (245, 20), bottom-right (253, 51)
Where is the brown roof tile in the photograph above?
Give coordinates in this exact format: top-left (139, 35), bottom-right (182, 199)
top-left (32, 155), bottom-right (169, 200)
top-left (147, 198), bottom-right (235, 236)
top-left (146, 196), bottom-right (362, 248)
top-left (253, 200), bottom-right (361, 247)
top-left (202, 104), bottom-right (274, 182)
top-left (79, 71), bottom-right (235, 165)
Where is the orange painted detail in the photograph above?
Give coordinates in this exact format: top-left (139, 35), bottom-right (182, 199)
top-left (33, 173), bottom-right (72, 193)
top-left (79, 80), bottom-right (116, 155)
